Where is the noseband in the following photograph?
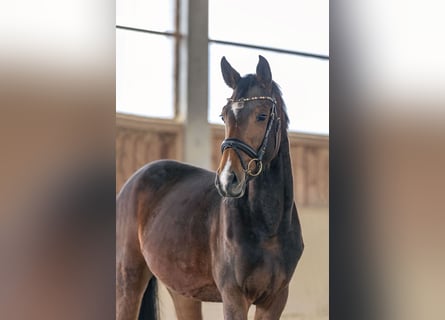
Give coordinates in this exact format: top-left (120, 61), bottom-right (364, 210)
top-left (220, 96), bottom-right (280, 177)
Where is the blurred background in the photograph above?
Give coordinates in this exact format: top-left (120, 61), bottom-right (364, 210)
top-left (116, 0), bottom-right (329, 319)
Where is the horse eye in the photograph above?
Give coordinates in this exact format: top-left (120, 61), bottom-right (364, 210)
top-left (256, 114), bottom-right (267, 122)
top-left (219, 114), bottom-right (225, 122)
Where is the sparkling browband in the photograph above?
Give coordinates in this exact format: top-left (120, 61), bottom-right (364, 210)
top-left (227, 96), bottom-right (277, 104)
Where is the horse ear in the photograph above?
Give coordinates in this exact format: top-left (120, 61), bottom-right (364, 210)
top-left (221, 57), bottom-right (240, 89)
top-left (256, 55), bottom-right (272, 88)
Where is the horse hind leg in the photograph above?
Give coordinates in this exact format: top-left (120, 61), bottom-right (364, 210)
top-left (116, 243), bottom-right (153, 320)
top-left (116, 196), bottom-right (153, 320)
top-left (168, 289), bottom-right (203, 320)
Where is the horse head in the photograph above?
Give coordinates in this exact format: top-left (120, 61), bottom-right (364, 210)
top-left (215, 55), bottom-right (284, 198)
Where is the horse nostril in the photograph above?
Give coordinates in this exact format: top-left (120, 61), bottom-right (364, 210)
top-left (230, 172), bottom-right (238, 185)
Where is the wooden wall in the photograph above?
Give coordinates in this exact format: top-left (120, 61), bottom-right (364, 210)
top-left (116, 114), bottom-right (183, 192)
top-left (116, 114), bottom-right (328, 207)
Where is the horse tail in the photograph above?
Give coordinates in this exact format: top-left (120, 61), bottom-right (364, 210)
top-left (138, 277), bottom-right (159, 320)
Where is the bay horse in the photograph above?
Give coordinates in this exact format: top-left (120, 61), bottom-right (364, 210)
top-left (116, 55), bottom-right (304, 320)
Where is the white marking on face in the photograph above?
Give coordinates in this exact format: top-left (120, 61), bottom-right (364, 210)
top-left (231, 101), bottom-right (244, 118)
top-left (219, 158), bottom-right (232, 192)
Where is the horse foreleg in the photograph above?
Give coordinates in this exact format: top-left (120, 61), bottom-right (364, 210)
top-left (220, 288), bottom-right (250, 320)
top-left (253, 286), bottom-right (289, 320)
top-left (168, 289), bottom-right (203, 320)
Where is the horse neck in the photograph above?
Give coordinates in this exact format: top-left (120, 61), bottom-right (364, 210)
top-left (244, 131), bottom-right (294, 235)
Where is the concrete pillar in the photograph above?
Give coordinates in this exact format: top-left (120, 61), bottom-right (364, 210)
top-left (178, 0), bottom-right (211, 169)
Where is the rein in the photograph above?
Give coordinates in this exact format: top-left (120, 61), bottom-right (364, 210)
top-left (220, 96), bottom-right (281, 177)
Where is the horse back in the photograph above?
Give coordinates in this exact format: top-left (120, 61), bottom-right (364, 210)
top-left (117, 159), bottom-right (220, 232)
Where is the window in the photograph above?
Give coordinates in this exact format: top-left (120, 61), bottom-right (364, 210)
top-left (116, 0), bottom-right (178, 119)
top-left (116, 0), bottom-right (329, 134)
top-left (208, 0), bottom-right (329, 134)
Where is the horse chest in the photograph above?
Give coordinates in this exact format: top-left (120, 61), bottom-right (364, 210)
top-left (227, 239), bottom-right (289, 302)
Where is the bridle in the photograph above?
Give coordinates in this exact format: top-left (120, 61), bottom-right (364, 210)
top-left (220, 96), bottom-right (281, 177)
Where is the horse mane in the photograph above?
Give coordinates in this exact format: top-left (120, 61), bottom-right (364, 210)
top-left (233, 74), bottom-right (290, 131)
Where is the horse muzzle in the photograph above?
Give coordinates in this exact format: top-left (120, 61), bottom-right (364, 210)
top-left (215, 159), bottom-right (246, 198)
top-left (215, 174), bottom-right (246, 198)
